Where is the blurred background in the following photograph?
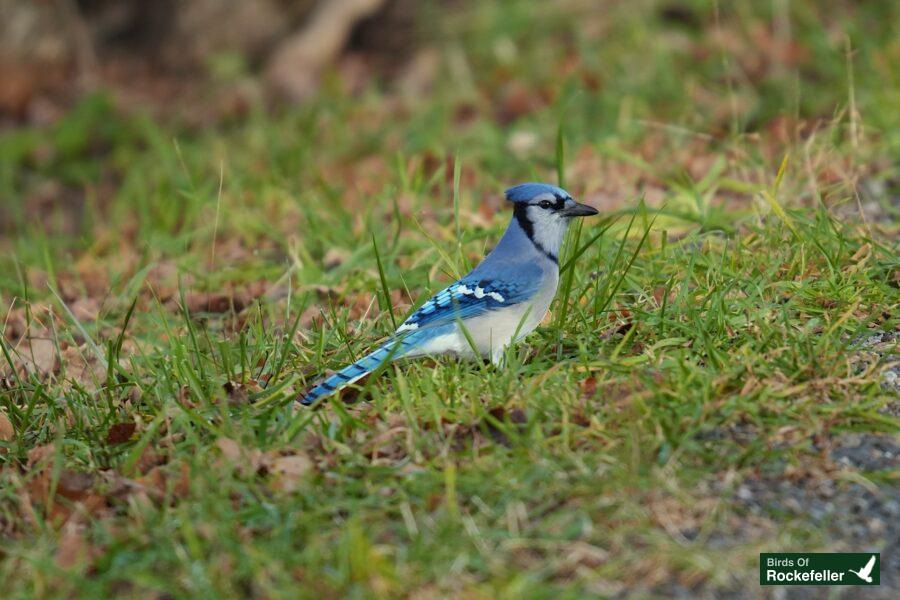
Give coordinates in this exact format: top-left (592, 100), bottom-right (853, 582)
top-left (1, 0), bottom-right (427, 123)
top-left (3, 0), bottom-right (898, 130)
top-left (0, 0), bottom-right (897, 265)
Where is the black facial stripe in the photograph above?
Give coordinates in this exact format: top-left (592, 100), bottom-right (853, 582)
top-left (532, 196), bottom-right (567, 211)
top-left (514, 202), bottom-right (534, 237)
top-left (514, 202), bottom-right (559, 263)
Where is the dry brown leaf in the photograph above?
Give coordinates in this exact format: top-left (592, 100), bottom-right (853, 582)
top-left (299, 305), bottom-right (323, 328)
top-left (216, 437), bottom-right (267, 474)
top-left (323, 248), bottom-right (349, 270)
top-left (135, 467), bottom-right (167, 500)
top-left (216, 438), bottom-right (242, 463)
top-left (176, 385), bottom-right (196, 408)
top-left (23, 446), bottom-right (107, 525)
top-left (24, 337), bottom-right (57, 375)
top-left (59, 344), bottom-right (106, 390)
top-left (268, 453), bottom-right (313, 492)
top-left (134, 445), bottom-right (164, 475)
top-left (69, 297), bottom-right (101, 322)
top-left (55, 521), bottom-right (88, 569)
top-left (223, 381), bottom-right (249, 405)
top-left (106, 422), bottom-right (136, 445)
top-left (56, 470), bottom-right (94, 502)
top-left (173, 462), bottom-right (191, 498)
top-left (0, 411), bottom-right (14, 442)
top-left (580, 376), bottom-right (598, 398)
top-left (182, 281), bottom-right (268, 315)
top-left (1, 308), bottom-right (28, 342)
top-left (184, 292), bottom-right (237, 314)
top-left (27, 444), bottom-right (55, 468)
top-left (135, 461), bottom-right (191, 501)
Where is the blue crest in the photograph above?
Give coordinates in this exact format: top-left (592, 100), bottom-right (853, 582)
top-left (505, 182), bottom-right (571, 203)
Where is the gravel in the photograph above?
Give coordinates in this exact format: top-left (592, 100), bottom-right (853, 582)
top-left (733, 433), bottom-right (900, 598)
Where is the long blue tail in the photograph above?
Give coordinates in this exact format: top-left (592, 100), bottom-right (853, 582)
top-left (300, 336), bottom-right (414, 406)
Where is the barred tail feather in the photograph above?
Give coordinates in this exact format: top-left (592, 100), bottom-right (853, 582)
top-left (300, 337), bottom-right (412, 406)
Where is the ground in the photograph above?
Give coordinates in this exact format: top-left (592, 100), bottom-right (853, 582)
top-left (0, 1), bottom-right (898, 598)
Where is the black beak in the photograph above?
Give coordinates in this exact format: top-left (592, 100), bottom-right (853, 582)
top-left (560, 202), bottom-right (599, 218)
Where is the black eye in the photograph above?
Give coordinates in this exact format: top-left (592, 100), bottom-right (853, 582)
top-left (538, 200), bottom-right (553, 209)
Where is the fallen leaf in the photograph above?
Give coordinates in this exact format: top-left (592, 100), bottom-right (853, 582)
top-left (134, 445), bottom-right (164, 475)
top-left (216, 438), bottom-right (242, 463)
top-left (59, 344), bottom-right (106, 391)
top-left (69, 297), bottom-right (101, 322)
top-left (0, 411), bottom-right (14, 442)
top-left (27, 444), bottom-right (54, 468)
top-left (223, 381), bottom-right (248, 405)
top-left (323, 248), bottom-right (349, 270)
top-left (57, 470), bottom-right (94, 501)
top-left (299, 305), bottom-right (323, 328)
top-left (24, 337), bottom-right (57, 375)
top-left (177, 385), bottom-right (196, 408)
top-left (135, 467), bottom-right (165, 498)
top-left (174, 462), bottom-right (191, 498)
top-left (269, 453), bottom-right (313, 492)
top-left (184, 292), bottom-right (237, 314)
top-left (571, 412), bottom-right (591, 428)
top-left (508, 408), bottom-right (527, 424)
top-left (183, 282), bottom-right (268, 315)
top-left (426, 493), bottom-right (442, 511)
top-left (215, 437), bottom-right (265, 474)
top-left (23, 446), bottom-right (107, 524)
top-left (134, 461), bottom-right (192, 501)
top-left (580, 377), bottom-right (597, 398)
top-left (106, 422), bottom-right (136, 445)
top-left (55, 521), bottom-right (88, 569)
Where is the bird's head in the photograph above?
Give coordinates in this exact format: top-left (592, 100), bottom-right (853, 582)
top-left (505, 182), bottom-right (598, 260)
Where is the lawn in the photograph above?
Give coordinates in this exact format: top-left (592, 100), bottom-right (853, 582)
top-left (0, 1), bottom-right (898, 598)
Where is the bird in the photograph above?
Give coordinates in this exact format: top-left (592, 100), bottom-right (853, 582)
top-left (300, 182), bottom-right (599, 406)
top-left (848, 555), bottom-right (876, 583)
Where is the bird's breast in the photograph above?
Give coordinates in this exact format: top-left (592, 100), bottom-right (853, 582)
top-left (464, 268), bottom-right (559, 355)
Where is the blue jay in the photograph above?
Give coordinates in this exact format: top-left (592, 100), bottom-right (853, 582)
top-left (300, 182), bottom-right (598, 406)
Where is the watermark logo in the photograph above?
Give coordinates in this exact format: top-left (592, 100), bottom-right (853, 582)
top-left (760, 553), bottom-right (880, 586)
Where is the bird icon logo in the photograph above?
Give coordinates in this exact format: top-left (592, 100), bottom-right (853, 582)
top-left (847, 555), bottom-right (877, 583)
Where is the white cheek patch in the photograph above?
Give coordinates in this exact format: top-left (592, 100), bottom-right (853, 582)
top-left (527, 205), bottom-right (569, 257)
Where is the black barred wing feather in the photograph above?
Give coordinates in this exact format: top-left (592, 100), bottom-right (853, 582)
top-left (397, 276), bottom-right (538, 333)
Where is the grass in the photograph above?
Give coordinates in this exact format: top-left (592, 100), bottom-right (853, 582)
top-left (1, 1), bottom-right (898, 597)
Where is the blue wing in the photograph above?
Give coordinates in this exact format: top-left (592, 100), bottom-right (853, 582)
top-left (302, 266), bottom-right (542, 406)
top-left (397, 274), bottom-right (539, 333)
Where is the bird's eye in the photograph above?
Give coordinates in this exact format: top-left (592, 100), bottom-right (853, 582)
top-left (538, 200), bottom-right (553, 209)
